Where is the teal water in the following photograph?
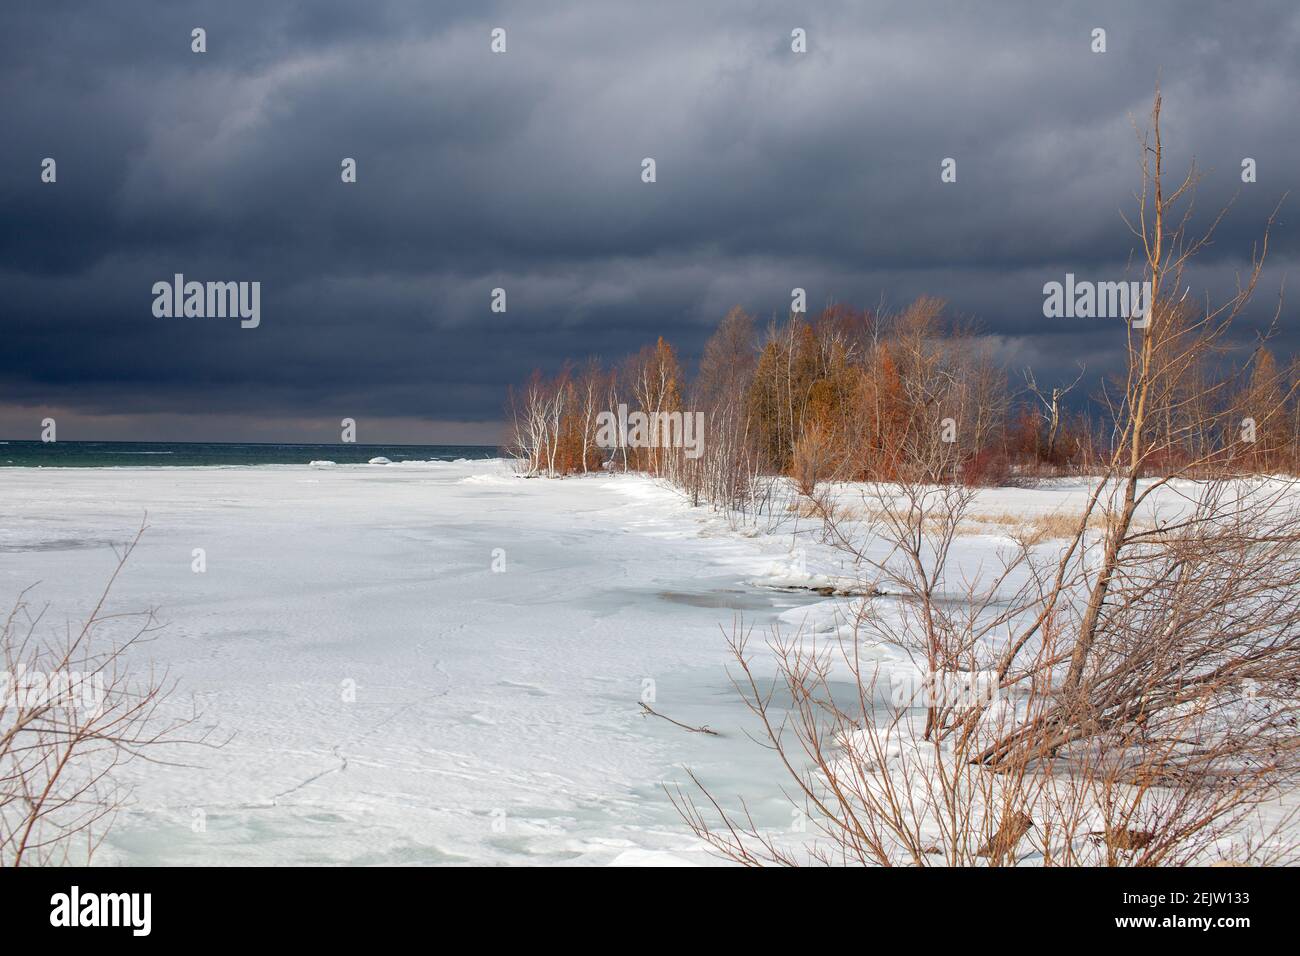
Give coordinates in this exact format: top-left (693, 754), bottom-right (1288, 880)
top-left (0, 441), bottom-right (500, 468)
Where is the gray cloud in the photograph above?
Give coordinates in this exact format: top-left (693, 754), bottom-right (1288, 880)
top-left (2, 0), bottom-right (1297, 441)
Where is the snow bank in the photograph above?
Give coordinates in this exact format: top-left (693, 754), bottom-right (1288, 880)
top-left (458, 473), bottom-right (517, 486)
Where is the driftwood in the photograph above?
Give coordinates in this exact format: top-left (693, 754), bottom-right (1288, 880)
top-left (975, 812), bottom-right (1035, 864)
top-left (1087, 829), bottom-right (1156, 851)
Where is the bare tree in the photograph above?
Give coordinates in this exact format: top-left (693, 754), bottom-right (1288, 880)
top-left (671, 89), bottom-right (1300, 866)
top-left (686, 307), bottom-right (762, 512)
top-left (1, 524), bottom-right (210, 865)
top-left (1024, 365), bottom-right (1086, 464)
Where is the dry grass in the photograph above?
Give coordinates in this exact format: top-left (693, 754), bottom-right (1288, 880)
top-left (963, 510), bottom-right (1159, 544)
top-left (790, 497), bottom-right (1150, 546)
top-left (963, 510), bottom-right (1097, 544)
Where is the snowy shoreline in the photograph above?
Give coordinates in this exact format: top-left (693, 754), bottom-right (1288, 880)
top-left (3, 462), bottom-right (1294, 865)
top-left (0, 460), bottom-right (827, 865)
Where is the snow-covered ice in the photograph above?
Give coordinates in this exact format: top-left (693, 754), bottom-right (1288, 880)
top-left (0, 460), bottom-right (827, 865)
top-left (2, 463), bottom-right (1293, 865)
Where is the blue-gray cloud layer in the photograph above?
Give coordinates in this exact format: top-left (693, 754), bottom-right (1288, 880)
top-left (2, 1), bottom-right (1297, 438)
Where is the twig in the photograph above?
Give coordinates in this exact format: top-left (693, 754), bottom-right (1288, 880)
top-left (640, 702), bottom-right (720, 736)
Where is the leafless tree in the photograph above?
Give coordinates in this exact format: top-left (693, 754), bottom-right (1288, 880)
top-left (1024, 365), bottom-right (1086, 463)
top-left (1, 524), bottom-right (212, 865)
top-left (672, 90), bottom-right (1300, 866)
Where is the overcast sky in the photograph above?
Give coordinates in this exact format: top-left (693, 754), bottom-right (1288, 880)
top-left (2, 1), bottom-right (1297, 443)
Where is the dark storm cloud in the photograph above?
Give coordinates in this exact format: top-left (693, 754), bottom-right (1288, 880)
top-left (1, 1), bottom-right (1298, 440)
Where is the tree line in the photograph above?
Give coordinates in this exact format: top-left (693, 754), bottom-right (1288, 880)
top-left (507, 294), bottom-right (1300, 507)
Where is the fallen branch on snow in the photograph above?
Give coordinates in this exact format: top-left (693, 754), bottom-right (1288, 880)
top-left (640, 703), bottom-right (720, 736)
